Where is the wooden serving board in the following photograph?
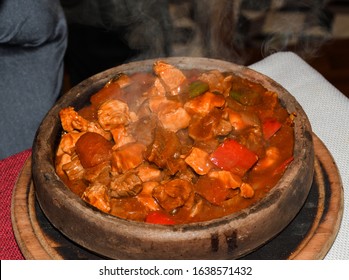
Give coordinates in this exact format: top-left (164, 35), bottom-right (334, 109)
top-left (11, 134), bottom-right (344, 260)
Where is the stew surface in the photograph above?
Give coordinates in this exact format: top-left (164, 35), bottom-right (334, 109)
top-left (55, 61), bottom-right (295, 225)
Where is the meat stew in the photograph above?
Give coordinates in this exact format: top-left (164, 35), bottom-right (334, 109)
top-left (55, 61), bottom-right (295, 225)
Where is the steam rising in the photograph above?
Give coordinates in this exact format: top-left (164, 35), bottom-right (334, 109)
top-left (62, 0), bottom-right (332, 65)
top-left (63, 0), bottom-right (172, 60)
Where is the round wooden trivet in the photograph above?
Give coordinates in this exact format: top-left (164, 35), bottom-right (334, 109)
top-left (11, 134), bottom-right (344, 259)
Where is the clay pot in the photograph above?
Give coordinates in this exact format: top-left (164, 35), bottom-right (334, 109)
top-left (32, 57), bottom-right (314, 259)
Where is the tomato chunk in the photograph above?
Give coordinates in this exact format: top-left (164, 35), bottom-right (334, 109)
top-left (262, 118), bottom-right (282, 140)
top-left (145, 211), bottom-right (176, 225)
top-left (210, 139), bottom-right (258, 176)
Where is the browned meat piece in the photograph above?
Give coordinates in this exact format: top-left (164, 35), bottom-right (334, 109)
top-left (240, 182), bottom-right (255, 198)
top-left (83, 161), bottom-right (111, 186)
top-left (56, 132), bottom-right (85, 179)
top-left (86, 121), bottom-right (112, 141)
top-left (145, 126), bottom-right (186, 175)
top-left (208, 170), bottom-right (242, 189)
top-left (152, 179), bottom-right (193, 212)
top-left (188, 195), bottom-right (207, 218)
top-left (60, 108), bottom-right (112, 140)
top-left (128, 116), bottom-right (158, 146)
top-left (82, 183), bottom-right (111, 213)
top-left (194, 176), bottom-right (237, 205)
top-left (109, 171), bottom-right (143, 198)
top-left (56, 132), bottom-right (84, 157)
top-left (137, 181), bottom-right (161, 211)
top-left (110, 125), bottom-right (136, 150)
top-left (109, 197), bottom-right (147, 221)
top-left (145, 78), bottom-right (167, 97)
top-left (137, 164), bottom-right (162, 182)
top-left (184, 92), bottom-right (225, 116)
top-left (198, 70), bottom-right (232, 95)
top-left (111, 142), bottom-right (146, 173)
top-left (215, 119), bottom-right (233, 136)
top-left (62, 152), bottom-right (85, 181)
top-left (184, 147), bottom-right (213, 175)
top-left (59, 107), bottom-right (89, 132)
top-left (252, 147), bottom-right (280, 172)
top-left (97, 99), bottom-right (131, 130)
top-left (176, 165), bottom-right (197, 183)
top-left (153, 61), bottom-right (186, 95)
top-left (156, 101), bottom-right (191, 133)
top-left (188, 109), bottom-right (223, 141)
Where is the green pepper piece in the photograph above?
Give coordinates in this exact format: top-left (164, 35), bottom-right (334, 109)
top-left (229, 89), bottom-right (261, 106)
top-left (188, 81), bottom-right (209, 98)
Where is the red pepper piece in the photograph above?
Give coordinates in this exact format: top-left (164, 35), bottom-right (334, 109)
top-left (145, 211), bottom-right (176, 225)
top-left (262, 118), bottom-right (282, 140)
top-left (210, 139), bottom-right (258, 176)
top-left (273, 156), bottom-right (294, 175)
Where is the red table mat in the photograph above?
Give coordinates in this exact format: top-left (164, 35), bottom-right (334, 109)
top-left (0, 149), bottom-right (31, 260)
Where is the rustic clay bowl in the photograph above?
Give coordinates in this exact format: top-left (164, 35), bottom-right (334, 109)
top-left (32, 57), bottom-right (314, 259)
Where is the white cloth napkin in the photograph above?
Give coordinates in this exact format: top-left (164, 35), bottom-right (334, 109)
top-left (250, 52), bottom-right (349, 260)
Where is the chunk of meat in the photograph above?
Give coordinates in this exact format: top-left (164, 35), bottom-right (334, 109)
top-left (185, 147), bottom-right (213, 175)
top-left (110, 125), bottom-right (135, 149)
top-left (62, 152), bottom-right (85, 181)
top-left (97, 99), bottom-right (131, 130)
top-left (59, 107), bottom-right (89, 132)
top-left (109, 172), bottom-right (143, 198)
top-left (226, 109), bottom-right (247, 131)
top-left (83, 161), bottom-right (111, 185)
top-left (208, 170), bottom-right (242, 189)
top-left (145, 78), bottom-right (167, 97)
top-left (215, 118), bottom-right (233, 136)
top-left (128, 116), bottom-right (157, 146)
top-left (226, 109), bottom-right (261, 133)
top-left (55, 153), bottom-right (71, 179)
top-left (137, 181), bottom-right (161, 211)
top-left (148, 96), bottom-right (167, 112)
top-left (56, 132), bottom-right (84, 157)
top-left (188, 109), bottom-right (223, 141)
top-left (152, 179), bottom-right (193, 212)
top-left (194, 176), bottom-right (233, 205)
top-left (184, 92), bottom-right (225, 115)
top-left (137, 165), bottom-right (162, 182)
top-left (86, 121), bottom-right (112, 141)
top-left (156, 100), bottom-right (191, 132)
top-left (109, 197), bottom-right (147, 221)
top-left (198, 70), bottom-right (232, 94)
top-left (253, 147), bottom-right (280, 172)
top-left (153, 61), bottom-right (186, 95)
top-left (148, 97), bottom-right (191, 132)
top-left (188, 195), bottom-right (205, 218)
top-left (240, 182), bottom-right (255, 198)
top-left (75, 132), bottom-right (113, 168)
top-left (145, 126), bottom-right (186, 175)
top-left (60, 108), bottom-right (112, 141)
top-left (82, 183), bottom-right (111, 213)
top-left (111, 142), bottom-right (146, 173)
